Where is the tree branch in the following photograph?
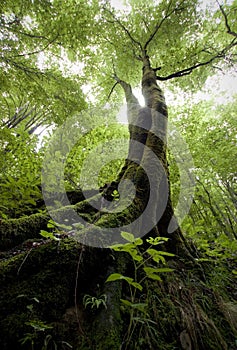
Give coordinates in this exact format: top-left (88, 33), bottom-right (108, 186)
top-left (156, 41), bottom-right (237, 81)
top-left (112, 74), bottom-right (140, 111)
top-left (216, 0), bottom-right (237, 38)
top-left (7, 34), bottom-right (59, 59)
top-left (143, 0), bottom-right (186, 51)
top-left (108, 82), bottom-right (118, 100)
top-left (102, 6), bottom-right (142, 50)
top-left (1, 23), bottom-right (54, 40)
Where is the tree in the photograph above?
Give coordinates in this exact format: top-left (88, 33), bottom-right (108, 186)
top-left (170, 97), bottom-right (237, 255)
top-left (0, 1), bottom-right (237, 349)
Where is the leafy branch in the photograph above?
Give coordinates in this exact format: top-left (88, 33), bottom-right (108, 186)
top-left (102, 5), bottom-right (142, 50)
top-left (7, 34), bottom-right (59, 59)
top-left (106, 232), bottom-right (174, 347)
top-left (156, 39), bottom-right (237, 81)
top-left (143, 0), bottom-right (184, 51)
top-left (216, 0), bottom-right (237, 38)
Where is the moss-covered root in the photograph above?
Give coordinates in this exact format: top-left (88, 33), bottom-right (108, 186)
top-left (0, 213), bottom-right (49, 250)
top-left (0, 237), bottom-right (126, 350)
top-left (0, 197), bottom-right (100, 251)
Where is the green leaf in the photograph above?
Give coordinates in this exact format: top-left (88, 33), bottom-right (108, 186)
top-left (106, 274), bottom-right (142, 290)
top-left (143, 267), bottom-right (159, 274)
top-left (121, 300), bottom-right (148, 312)
top-left (155, 251), bottom-right (175, 257)
top-left (147, 274), bottom-right (162, 281)
top-left (134, 238), bottom-right (143, 246)
top-left (127, 249), bottom-right (143, 262)
top-left (121, 231), bottom-right (135, 242)
top-left (26, 304), bottom-right (33, 312)
top-left (146, 237), bottom-right (169, 245)
top-left (153, 268), bottom-right (174, 273)
top-left (130, 302), bottom-right (148, 312)
top-left (122, 276), bottom-right (134, 284)
top-left (47, 219), bottom-right (56, 228)
top-left (143, 267), bottom-right (163, 281)
top-left (39, 230), bottom-right (60, 241)
top-left (146, 249), bottom-right (166, 263)
top-left (120, 299), bottom-right (132, 307)
top-left (106, 273), bottom-right (124, 282)
top-left (31, 297), bottom-right (40, 303)
top-left (130, 281), bottom-right (143, 291)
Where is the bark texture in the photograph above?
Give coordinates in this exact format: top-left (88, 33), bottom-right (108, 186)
top-left (102, 54), bottom-right (191, 256)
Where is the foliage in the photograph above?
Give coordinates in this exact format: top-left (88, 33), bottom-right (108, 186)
top-left (83, 294), bottom-right (107, 310)
top-left (18, 295), bottom-right (57, 350)
top-left (1, 0), bottom-right (236, 221)
top-left (169, 96), bottom-right (237, 261)
top-left (106, 232), bottom-right (174, 347)
top-left (64, 122), bottom-right (129, 190)
top-left (0, 125), bottom-right (43, 218)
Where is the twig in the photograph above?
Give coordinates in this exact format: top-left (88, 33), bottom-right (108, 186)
top-left (17, 248), bottom-right (33, 275)
top-left (144, 0), bottom-right (172, 50)
top-left (8, 34), bottom-right (59, 59)
top-left (108, 82), bottom-right (119, 100)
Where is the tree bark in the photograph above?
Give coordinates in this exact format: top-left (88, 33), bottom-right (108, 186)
top-left (103, 53), bottom-right (192, 256)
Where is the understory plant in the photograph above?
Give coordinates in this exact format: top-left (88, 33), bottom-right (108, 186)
top-left (106, 232), bottom-right (174, 347)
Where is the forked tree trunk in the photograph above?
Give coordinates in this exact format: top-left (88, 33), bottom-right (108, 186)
top-left (102, 53), bottom-right (191, 256)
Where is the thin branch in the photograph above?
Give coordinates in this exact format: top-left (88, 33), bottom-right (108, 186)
top-left (2, 24), bottom-right (53, 40)
top-left (28, 121), bottom-right (45, 135)
top-left (216, 0), bottom-right (237, 38)
top-left (26, 111), bottom-right (47, 131)
top-left (156, 41), bottom-right (237, 81)
top-left (10, 107), bottom-right (36, 129)
top-left (156, 58), bottom-right (217, 81)
top-left (3, 57), bottom-right (44, 76)
top-left (142, 18), bottom-right (151, 33)
top-left (144, 0), bottom-right (173, 50)
top-left (2, 95), bottom-right (11, 119)
top-left (102, 6), bottom-right (142, 50)
top-left (4, 103), bottom-right (28, 128)
top-left (7, 34), bottom-right (59, 59)
top-left (112, 74), bottom-right (140, 109)
top-left (108, 82), bottom-right (118, 100)
top-left (143, 0), bottom-right (187, 51)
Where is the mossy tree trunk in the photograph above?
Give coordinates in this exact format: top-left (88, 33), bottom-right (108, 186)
top-left (102, 52), bottom-right (191, 256)
top-left (1, 53), bottom-right (237, 350)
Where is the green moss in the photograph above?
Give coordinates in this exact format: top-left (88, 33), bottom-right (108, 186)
top-left (0, 194), bottom-right (101, 251)
top-left (1, 227), bottom-right (236, 350)
top-left (0, 237), bottom-right (125, 349)
top-left (0, 239), bottom-right (81, 349)
top-left (0, 213), bottom-right (49, 250)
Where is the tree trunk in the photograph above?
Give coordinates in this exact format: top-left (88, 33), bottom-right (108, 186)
top-left (101, 53), bottom-right (192, 256)
top-left (0, 54), bottom-right (237, 350)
